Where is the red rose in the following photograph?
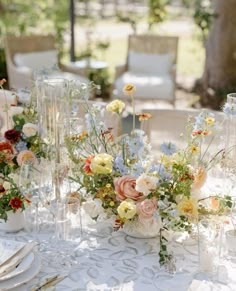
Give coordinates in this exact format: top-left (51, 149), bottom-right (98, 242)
top-left (4, 129), bottom-right (21, 143)
top-left (9, 197), bottom-right (23, 209)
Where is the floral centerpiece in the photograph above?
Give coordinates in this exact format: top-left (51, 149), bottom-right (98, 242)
top-left (66, 84), bottom-right (232, 266)
top-left (0, 79), bottom-right (44, 222)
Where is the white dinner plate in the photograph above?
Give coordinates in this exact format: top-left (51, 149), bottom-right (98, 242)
top-left (0, 252), bottom-right (35, 281)
top-left (0, 252), bottom-right (41, 291)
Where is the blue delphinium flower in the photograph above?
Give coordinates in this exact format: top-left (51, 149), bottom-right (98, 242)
top-left (131, 161), bottom-right (144, 177)
top-left (160, 142), bottom-right (177, 156)
top-left (149, 163), bottom-right (172, 180)
top-left (193, 111), bottom-right (216, 131)
top-left (194, 112), bottom-right (205, 129)
top-left (125, 130), bottom-right (147, 159)
top-left (15, 141), bottom-right (28, 152)
top-left (113, 155), bottom-right (129, 175)
top-left (223, 102), bottom-right (236, 117)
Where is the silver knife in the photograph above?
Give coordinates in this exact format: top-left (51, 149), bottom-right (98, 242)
top-left (31, 275), bottom-right (67, 291)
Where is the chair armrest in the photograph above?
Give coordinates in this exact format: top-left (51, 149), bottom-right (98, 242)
top-left (114, 64), bottom-right (127, 80)
top-left (8, 64), bottom-right (33, 90)
top-left (60, 62), bottom-right (87, 77)
top-left (170, 64), bottom-right (177, 81)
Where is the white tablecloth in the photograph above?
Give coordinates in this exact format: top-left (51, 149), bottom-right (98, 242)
top-left (1, 217), bottom-right (236, 291)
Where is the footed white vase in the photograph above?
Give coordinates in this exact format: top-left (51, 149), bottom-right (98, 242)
top-left (0, 210), bottom-right (25, 233)
top-left (123, 217), bottom-right (162, 238)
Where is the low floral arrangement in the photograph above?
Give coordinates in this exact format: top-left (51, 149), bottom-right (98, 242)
top-left (0, 79), bottom-right (44, 221)
top-left (66, 84), bottom-right (231, 266)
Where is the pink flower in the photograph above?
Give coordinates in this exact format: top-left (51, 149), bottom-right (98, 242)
top-left (114, 175), bottom-right (143, 201)
top-left (137, 198), bottom-right (158, 219)
top-left (16, 150), bottom-right (36, 166)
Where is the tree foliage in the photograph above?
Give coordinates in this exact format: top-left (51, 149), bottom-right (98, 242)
top-left (0, 0), bottom-right (69, 54)
top-left (148, 0), bottom-right (170, 30)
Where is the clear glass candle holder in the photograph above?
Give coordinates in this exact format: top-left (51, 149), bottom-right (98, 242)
top-left (197, 218), bottom-right (222, 276)
top-left (225, 229), bottom-right (236, 256)
top-left (55, 198), bottom-right (82, 242)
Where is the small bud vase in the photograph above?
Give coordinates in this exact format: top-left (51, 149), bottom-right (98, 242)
top-left (0, 210), bottom-right (25, 233)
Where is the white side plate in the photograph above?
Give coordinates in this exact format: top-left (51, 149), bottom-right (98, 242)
top-left (0, 252), bottom-right (41, 291)
top-left (0, 252), bottom-right (35, 281)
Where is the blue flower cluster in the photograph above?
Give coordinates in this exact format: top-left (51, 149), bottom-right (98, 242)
top-left (223, 102), bottom-right (236, 117)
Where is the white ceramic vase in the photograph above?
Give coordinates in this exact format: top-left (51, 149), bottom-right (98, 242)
top-left (0, 210), bottom-right (25, 233)
top-left (123, 217), bottom-right (162, 238)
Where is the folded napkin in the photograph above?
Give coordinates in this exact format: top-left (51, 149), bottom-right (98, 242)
top-left (0, 239), bottom-right (25, 266)
top-left (0, 240), bottom-right (38, 278)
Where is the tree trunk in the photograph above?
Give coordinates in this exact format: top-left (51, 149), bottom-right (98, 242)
top-left (199, 0), bottom-right (236, 109)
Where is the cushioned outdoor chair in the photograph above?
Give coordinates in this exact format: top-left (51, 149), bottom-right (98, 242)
top-left (113, 35), bottom-right (178, 106)
top-left (4, 35), bottom-right (89, 90)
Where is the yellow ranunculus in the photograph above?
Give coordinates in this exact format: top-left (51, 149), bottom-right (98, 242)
top-left (106, 99), bottom-right (125, 114)
top-left (117, 199), bottom-right (137, 219)
top-left (177, 197), bottom-right (198, 221)
top-left (123, 84), bottom-right (136, 96)
top-left (90, 153), bottom-right (113, 174)
top-left (189, 145), bottom-right (200, 154)
top-left (205, 117), bottom-right (215, 125)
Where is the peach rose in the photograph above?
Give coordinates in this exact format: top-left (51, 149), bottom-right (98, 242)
top-left (192, 167), bottom-right (207, 190)
top-left (114, 175), bottom-right (143, 201)
top-left (137, 198), bottom-right (157, 219)
top-left (16, 150), bottom-right (36, 166)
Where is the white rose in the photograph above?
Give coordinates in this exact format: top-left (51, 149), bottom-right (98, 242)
top-left (3, 181), bottom-right (11, 190)
top-left (22, 123), bottom-right (38, 137)
top-left (9, 106), bottom-right (24, 116)
top-left (83, 198), bottom-right (104, 219)
top-left (8, 173), bottom-right (19, 185)
top-left (135, 174), bottom-right (159, 196)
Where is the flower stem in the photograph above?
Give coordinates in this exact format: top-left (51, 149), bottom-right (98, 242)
top-left (131, 94), bottom-right (135, 132)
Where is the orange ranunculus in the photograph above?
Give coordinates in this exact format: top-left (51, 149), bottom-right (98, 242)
top-left (137, 113), bottom-right (152, 121)
top-left (0, 141), bottom-right (14, 162)
top-left (83, 156), bottom-right (94, 175)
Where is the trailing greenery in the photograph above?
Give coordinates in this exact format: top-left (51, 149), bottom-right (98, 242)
top-left (148, 0), bottom-right (171, 30)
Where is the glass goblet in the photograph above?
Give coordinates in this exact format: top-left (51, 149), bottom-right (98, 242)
top-left (18, 160), bottom-right (41, 233)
